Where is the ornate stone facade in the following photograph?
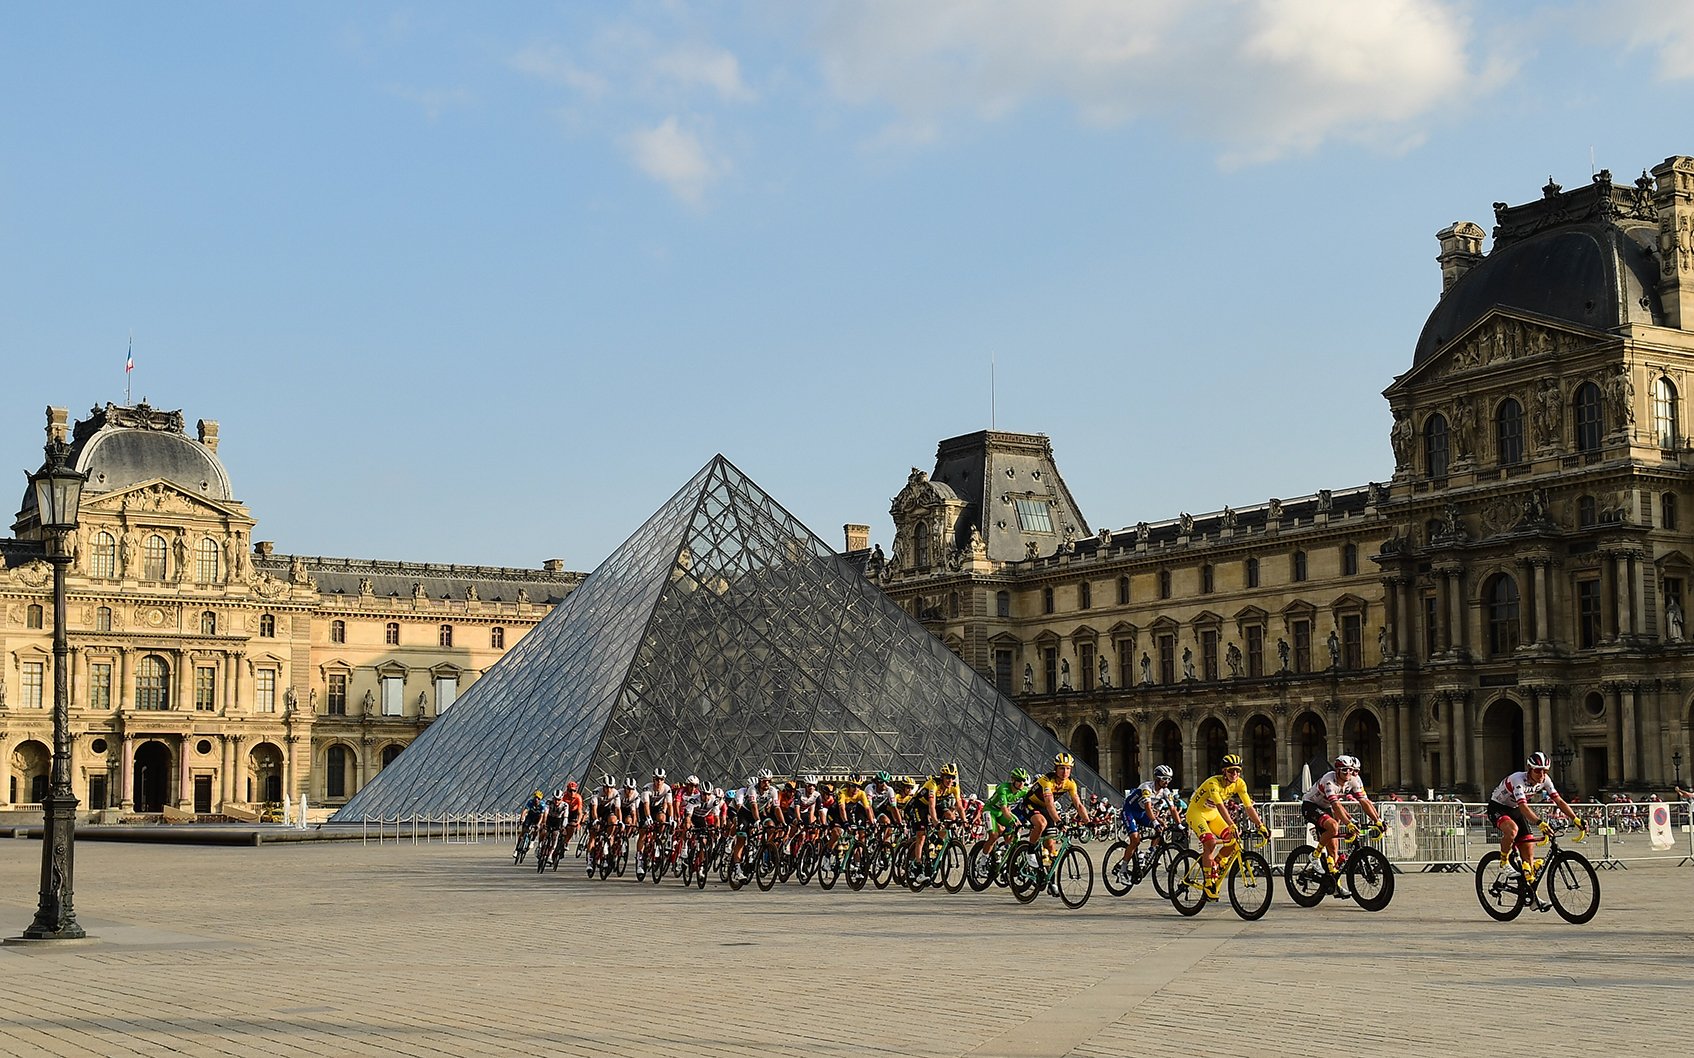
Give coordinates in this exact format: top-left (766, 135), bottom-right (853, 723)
top-left (875, 161), bottom-right (1694, 799)
top-left (0, 403), bottom-right (583, 819)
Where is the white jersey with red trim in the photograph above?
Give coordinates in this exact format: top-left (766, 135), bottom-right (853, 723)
top-left (1490, 770), bottom-right (1558, 806)
top-left (1302, 771), bottom-right (1365, 808)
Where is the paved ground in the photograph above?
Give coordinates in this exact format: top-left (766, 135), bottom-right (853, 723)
top-left (0, 838), bottom-right (1688, 1057)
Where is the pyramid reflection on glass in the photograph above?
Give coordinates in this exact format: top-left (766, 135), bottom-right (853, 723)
top-left (334, 455), bottom-right (1108, 819)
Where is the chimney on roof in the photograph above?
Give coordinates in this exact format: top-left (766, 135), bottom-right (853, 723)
top-left (45, 406), bottom-right (68, 444)
top-left (1652, 156), bottom-right (1694, 329)
top-left (843, 524), bottom-right (870, 553)
top-left (255, 540), bottom-right (274, 557)
top-left (197, 419), bottom-right (220, 453)
top-left (542, 559), bottom-right (565, 573)
top-left (1435, 222), bottom-right (1486, 294)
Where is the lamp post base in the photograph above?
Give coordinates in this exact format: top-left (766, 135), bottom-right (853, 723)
top-left (20, 790), bottom-right (84, 941)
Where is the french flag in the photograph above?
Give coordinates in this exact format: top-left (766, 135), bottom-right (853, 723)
top-left (126, 341), bottom-right (133, 374)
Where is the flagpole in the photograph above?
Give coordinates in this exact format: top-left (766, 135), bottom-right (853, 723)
top-left (126, 334), bottom-right (133, 404)
top-left (990, 353), bottom-right (996, 430)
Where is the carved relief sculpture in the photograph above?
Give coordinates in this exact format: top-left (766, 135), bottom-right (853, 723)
top-left (1606, 364), bottom-right (1636, 427)
top-left (1534, 379), bottom-right (1562, 448)
top-left (1390, 410), bottom-right (1415, 470)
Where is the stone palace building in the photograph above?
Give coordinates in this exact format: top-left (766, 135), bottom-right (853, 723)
top-left (871, 158), bottom-right (1694, 799)
top-left (0, 402), bottom-right (582, 818)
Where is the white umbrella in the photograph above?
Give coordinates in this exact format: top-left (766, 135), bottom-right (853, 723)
top-left (1299, 763), bottom-right (1315, 844)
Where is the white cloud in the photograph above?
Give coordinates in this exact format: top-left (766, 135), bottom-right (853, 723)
top-left (1608, 0), bottom-right (1694, 81)
top-left (623, 116), bottom-right (725, 203)
top-left (810, 0), bottom-right (1509, 163)
top-left (510, 43), bottom-right (609, 98)
top-left (653, 44), bottom-right (756, 102)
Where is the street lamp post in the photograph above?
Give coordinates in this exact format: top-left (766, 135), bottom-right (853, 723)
top-left (1552, 741), bottom-right (1575, 773)
top-left (1675, 749), bottom-right (1684, 786)
top-left (20, 437), bottom-right (86, 941)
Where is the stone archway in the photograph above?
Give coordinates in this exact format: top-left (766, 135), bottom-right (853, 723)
top-left (249, 742), bottom-right (284, 804)
top-left (1111, 721), bottom-right (1140, 790)
top-left (1153, 720), bottom-right (1184, 788)
top-left (12, 740), bottom-right (50, 804)
top-left (132, 739), bottom-right (173, 812)
top-left (1244, 715), bottom-right (1277, 796)
top-left (1293, 711), bottom-right (1327, 787)
top-left (1197, 717), bottom-right (1230, 776)
top-left (1344, 708), bottom-right (1383, 788)
top-left (1071, 724), bottom-right (1100, 772)
top-left (1481, 698), bottom-right (1525, 786)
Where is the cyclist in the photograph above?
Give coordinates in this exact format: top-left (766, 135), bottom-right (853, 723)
top-left (556, 781), bottom-right (584, 859)
top-left (1300, 754), bottom-right (1385, 898)
top-left (795, 776), bottom-right (825, 828)
top-left (1025, 753), bottom-right (1093, 862)
top-left (866, 772), bottom-right (904, 827)
top-left (732, 769), bottom-right (783, 879)
top-left (1486, 752), bottom-right (1581, 879)
top-left (636, 768), bottom-right (673, 881)
top-left (585, 775), bottom-right (623, 876)
top-left (538, 788), bottom-right (571, 867)
top-left (1121, 764), bottom-right (1183, 875)
top-left (516, 789), bottom-right (545, 857)
top-left (834, 775), bottom-right (874, 832)
top-left (981, 767), bottom-right (1031, 862)
top-left (1186, 753), bottom-right (1267, 892)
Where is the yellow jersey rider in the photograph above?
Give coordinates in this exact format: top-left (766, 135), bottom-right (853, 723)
top-left (1024, 752), bottom-right (1092, 859)
top-left (1186, 753), bottom-right (1267, 888)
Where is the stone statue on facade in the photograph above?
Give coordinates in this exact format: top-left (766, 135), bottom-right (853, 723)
top-left (1316, 489), bottom-right (1333, 514)
top-left (307, 688), bottom-right (318, 713)
top-left (1451, 398), bottom-right (1476, 459)
top-left (1025, 540), bottom-right (1040, 561)
top-left (967, 525), bottom-right (987, 557)
top-left (1606, 364), bottom-right (1636, 427)
top-left (1225, 643), bottom-right (1243, 678)
top-left (1181, 647), bottom-right (1196, 681)
top-left (412, 581), bottom-right (428, 601)
top-left (516, 586), bottom-right (531, 604)
top-left (1058, 524), bottom-right (1078, 554)
top-left (1534, 380), bottom-right (1561, 446)
top-left (1098, 655), bottom-right (1111, 688)
top-left (1177, 512), bottom-right (1194, 535)
top-left (362, 689), bottom-right (375, 713)
top-left (290, 556), bottom-right (311, 585)
top-left (1390, 410), bottom-right (1415, 469)
top-left (1276, 637), bottom-right (1290, 672)
top-left (1059, 658), bottom-right (1072, 692)
top-left (1220, 506), bottom-right (1237, 531)
top-left (1378, 624), bottom-right (1391, 660)
top-left (1367, 482), bottom-right (1383, 507)
top-left (1326, 630), bottom-right (1341, 669)
top-left (1023, 664), bottom-right (1034, 695)
top-left (359, 577), bottom-right (374, 595)
top-left (119, 529), bottom-right (136, 577)
top-left (465, 583), bottom-right (478, 602)
top-left (1139, 652), bottom-right (1153, 685)
top-left (1668, 599), bottom-right (1685, 642)
top-left (1267, 498), bottom-right (1283, 523)
top-left (866, 544), bottom-right (885, 578)
top-left (173, 530), bottom-right (190, 579)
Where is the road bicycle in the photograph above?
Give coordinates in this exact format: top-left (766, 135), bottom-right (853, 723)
top-left (1283, 821), bottom-right (1394, 911)
top-left (1475, 819), bottom-right (1599, 924)
top-left (1005, 824), bottom-right (1094, 909)
top-left (513, 824), bottom-right (535, 866)
top-left (1167, 827), bottom-right (1273, 920)
top-left (1101, 817), bottom-right (1189, 899)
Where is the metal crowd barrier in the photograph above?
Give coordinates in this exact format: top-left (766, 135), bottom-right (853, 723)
top-left (359, 813), bottom-right (517, 846)
top-left (1260, 800), bottom-right (1693, 873)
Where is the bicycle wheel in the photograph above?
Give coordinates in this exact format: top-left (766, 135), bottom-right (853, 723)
top-left (1101, 840), bottom-right (1134, 896)
top-left (966, 842), bottom-right (996, 892)
top-left (695, 850), bottom-right (709, 889)
top-left (1150, 843), bottom-right (1181, 899)
top-left (818, 843), bottom-right (842, 891)
top-left (795, 842), bottom-right (819, 885)
top-left (904, 847), bottom-right (932, 893)
top-left (1007, 842), bottom-right (1043, 904)
top-left (1282, 845), bottom-right (1327, 907)
top-left (872, 844), bottom-right (894, 889)
top-left (1228, 851), bottom-right (1273, 920)
top-left (1474, 851), bottom-right (1525, 921)
top-left (727, 845), bottom-right (749, 891)
top-left (845, 842), bottom-right (869, 892)
top-left (1346, 847), bottom-right (1394, 912)
top-left (941, 842), bottom-right (968, 894)
top-left (756, 846), bottom-right (780, 891)
top-left (1056, 846), bottom-right (1094, 909)
top-left (1545, 850), bottom-right (1600, 924)
top-left (1167, 849), bottom-right (1208, 916)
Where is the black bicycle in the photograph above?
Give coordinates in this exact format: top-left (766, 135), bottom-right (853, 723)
top-left (1283, 822), bottom-right (1394, 912)
top-left (1475, 819), bottom-right (1599, 924)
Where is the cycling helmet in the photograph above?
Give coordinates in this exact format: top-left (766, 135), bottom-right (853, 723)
top-left (876, 771), bottom-right (891, 784)
top-left (624, 777), bottom-right (637, 790)
top-left (565, 781), bottom-right (578, 792)
top-left (939, 762), bottom-right (958, 778)
top-left (1154, 764), bottom-right (1174, 782)
top-left (1010, 767), bottom-right (1031, 784)
top-left (553, 789), bottom-right (565, 799)
top-left (1526, 751), bottom-right (1552, 771)
top-left (534, 790), bottom-right (544, 799)
top-left (1054, 752), bottom-right (1075, 768)
top-left (841, 776), bottom-right (860, 788)
top-left (714, 787), bottom-right (725, 798)
top-left (1334, 755), bottom-right (1361, 772)
top-left (653, 767), bottom-right (667, 780)
top-left (1221, 753), bottom-right (1244, 769)
top-left (801, 774), bottom-right (819, 786)
top-left (684, 774), bottom-right (700, 787)
top-left (600, 774), bottom-right (615, 788)
top-left (757, 768), bottom-right (774, 782)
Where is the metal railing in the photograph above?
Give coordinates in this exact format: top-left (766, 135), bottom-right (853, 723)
top-left (358, 813), bottom-right (519, 846)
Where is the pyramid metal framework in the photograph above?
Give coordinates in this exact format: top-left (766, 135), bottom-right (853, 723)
top-left (334, 456), bottom-right (1108, 819)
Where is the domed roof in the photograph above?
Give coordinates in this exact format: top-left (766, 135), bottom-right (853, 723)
top-left (1412, 174), bottom-right (1665, 368)
top-left (18, 403), bottom-right (233, 516)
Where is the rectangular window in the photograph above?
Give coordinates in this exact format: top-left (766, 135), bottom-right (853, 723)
top-left (1042, 647), bottom-right (1058, 694)
top-left (1577, 579), bottom-right (1603, 649)
top-left (382, 675), bottom-right (404, 716)
top-left (255, 669), bottom-right (277, 713)
top-left (994, 649), bottom-right (1014, 694)
top-left (1079, 642), bottom-right (1095, 691)
top-left (1245, 625), bottom-right (1264, 678)
top-left (1423, 593), bottom-right (1439, 659)
top-left (1293, 619), bottom-right (1312, 673)
top-left (1201, 629), bottom-right (1219, 681)
top-left (1341, 614), bottom-right (1363, 669)
top-left (195, 666), bottom-right (217, 711)
top-left (435, 676), bottom-right (457, 714)
top-left (22, 662), bottom-right (44, 708)
top-left (328, 673), bottom-right (348, 715)
top-left (1013, 499), bottom-right (1054, 533)
top-left (1118, 640), bottom-right (1135, 686)
top-left (1157, 633), bottom-right (1175, 684)
top-left (384, 622), bottom-right (399, 646)
top-left (1078, 582), bottom-right (1092, 610)
top-left (90, 662), bottom-right (113, 710)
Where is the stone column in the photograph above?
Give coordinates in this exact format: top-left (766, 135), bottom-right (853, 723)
top-left (1446, 569), bottom-right (1466, 657)
top-left (1620, 683), bottom-right (1639, 783)
top-left (120, 734), bottom-right (135, 810)
top-left (284, 734), bottom-right (299, 802)
top-left (1606, 684), bottom-right (1624, 784)
top-left (177, 735), bottom-right (192, 807)
top-left (1383, 579), bottom-right (1400, 657)
top-left (118, 649), bottom-right (133, 711)
top-left (1277, 712), bottom-right (1295, 792)
top-left (1449, 695), bottom-right (1470, 790)
top-left (1632, 551), bottom-right (1650, 639)
top-left (1533, 560), bottom-right (1552, 646)
top-left (1612, 554), bottom-right (1630, 642)
top-left (0, 735), bottom-right (11, 805)
top-left (1382, 698), bottom-right (1402, 788)
top-left (231, 735), bottom-right (246, 803)
top-left (1435, 571), bottom-right (1452, 653)
top-left (222, 653), bottom-right (234, 713)
top-left (1401, 580), bottom-right (1416, 658)
top-left (219, 735), bottom-right (232, 806)
top-left (233, 653), bottom-right (244, 712)
top-left (1534, 687), bottom-right (1554, 758)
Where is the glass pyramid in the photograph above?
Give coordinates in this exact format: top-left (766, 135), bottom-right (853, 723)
top-left (334, 455), bottom-right (1108, 819)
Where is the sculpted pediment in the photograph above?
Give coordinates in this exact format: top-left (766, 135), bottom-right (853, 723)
top-left (1414, 311), bottom-right (1603, 384)
top-left (83, 479), bottom-right (247, 521)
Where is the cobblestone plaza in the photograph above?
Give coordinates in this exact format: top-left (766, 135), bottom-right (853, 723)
top-left (0, 839), bottom-right (1686, 1057)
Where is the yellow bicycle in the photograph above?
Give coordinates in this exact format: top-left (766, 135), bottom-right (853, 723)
top-left (1167, 828), bottom-right (1273, 920)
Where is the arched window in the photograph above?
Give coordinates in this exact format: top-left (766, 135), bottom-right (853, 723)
top-left (326, 745), bottom-right (349, 799)
top-left (1495, 397), bottom-right (1524, 466)
top-left (1664, 492), bottom-right (1679, 531)
top-left (438, 624), bottom-right (453, 647)
top-left (1574, 382), bottom-right (1604, 453)
top-left (914, 532), bottom-right (929, 569)
top-left (200, 610), bottom-right (217, 636)
top-left (196, 537), bottom-right (220, 584)
top-left (259, 613), bottom-right (276, 638)
top-left (1292, 550), bottom-right (1308, 582)
top-left (330, 619), bottom-right (346, 644)
top-left (381, 744), bottom-right (403, 769)
top-left (1424, 413), bottom-right (1449, 477)
top-left (92, 532), bottom-right (116, 578)
top-left (25, 604), bottom-right (43, 629)
top-left (1486, 573), bottom-right (1520, 657)
top-left (1654, 376), bottom-right (1679, 450)
top-left (1042, 587), bottom-right (1055, 614)
top-left (143, 534), bottom-right (168, 581)
top-left (384, 622), bottom-right (400, 645)
top-left (1342, 543), bottom-right (1358, 576)
top-left (95, 606), bottom-right (111, 632)
top-left (1200, 564), bottom-right (1214, 594)
top-left (491, 626), bottom-right (506, 648)
top-left (137, 655), bottom-right (171, 710)
top-left (996, 590), bottom-right (1011, 617)
top-left (1116, 576), bottom-right (1130, 605)
top-left (1245, 557), bottom-right (1260, 588)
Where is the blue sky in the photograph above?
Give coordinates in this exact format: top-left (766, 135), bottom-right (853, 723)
top-left (4, 2), bottom-right (1693, 572)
